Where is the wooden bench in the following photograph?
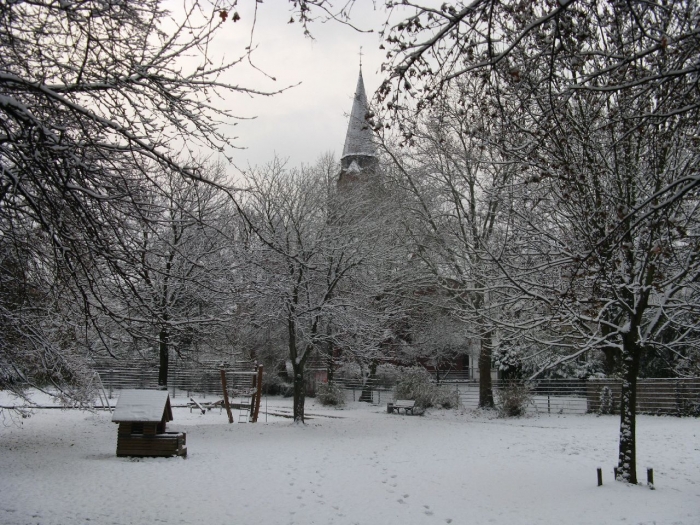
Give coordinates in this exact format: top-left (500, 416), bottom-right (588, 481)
top-left (388, 399), bottom-right (416, 415)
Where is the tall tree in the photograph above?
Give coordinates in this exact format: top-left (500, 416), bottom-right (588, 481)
top-left (238, 157), bottom-right (400, 422)
top-left (377, 0), bottom-right (700, 483)
top-left (383, 82), bottom-right (517, 407)
top-left (93, 164), bottom-right (236, 385)
top-left (0, 0), bottom-right (339, 402)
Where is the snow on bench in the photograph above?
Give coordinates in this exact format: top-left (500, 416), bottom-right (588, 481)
top-left (387, 399), bottom-right (416, 415)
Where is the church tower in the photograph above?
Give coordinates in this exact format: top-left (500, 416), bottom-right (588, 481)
top-left (338, 69), bottom-right (378, 186)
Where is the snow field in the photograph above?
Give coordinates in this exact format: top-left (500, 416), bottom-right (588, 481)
top-left (0, 394), bottom-right (698, 525)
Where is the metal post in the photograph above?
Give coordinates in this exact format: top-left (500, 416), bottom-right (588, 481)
top-left (647, 468), bottom-right (654, 489)
top-left (597, 468), bottom-right (603, 486)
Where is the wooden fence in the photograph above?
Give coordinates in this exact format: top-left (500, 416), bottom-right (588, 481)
top-left (92, 361), bottom-right (700, 417)
top-left (92, 359), bottom-right (256, 399)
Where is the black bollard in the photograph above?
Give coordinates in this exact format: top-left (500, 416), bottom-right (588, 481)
top-left (597, 468), bottom-right (603, 486)
top-left (647, 468), bottom-right (654, 489)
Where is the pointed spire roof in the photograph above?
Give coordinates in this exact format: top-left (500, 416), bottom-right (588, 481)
top-left (341, 70), bottom-right (376, 159)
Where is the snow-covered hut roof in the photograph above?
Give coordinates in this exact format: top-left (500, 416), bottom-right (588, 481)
top-left (112, 389), bottom-right (173, 423)
top-left (341, 69), bottom-right (376, 159)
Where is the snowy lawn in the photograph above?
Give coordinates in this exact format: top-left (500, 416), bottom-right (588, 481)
top-left (1, 393), bottom-right (698, 525)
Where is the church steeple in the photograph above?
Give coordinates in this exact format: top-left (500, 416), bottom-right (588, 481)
top-left (342, 69), bottom-right (376, 159)
top-left (339, 68), bottom-right (378, 185)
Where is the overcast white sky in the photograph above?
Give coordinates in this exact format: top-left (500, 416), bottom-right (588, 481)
top-left (179, 1), bottom-right (392, 170)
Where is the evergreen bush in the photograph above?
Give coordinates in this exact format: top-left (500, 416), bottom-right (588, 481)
top-left (598, 386), bottom-right (615, 415)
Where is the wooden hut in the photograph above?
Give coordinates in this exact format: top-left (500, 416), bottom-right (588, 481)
top-left (112, 389), bottom-right (187, 457)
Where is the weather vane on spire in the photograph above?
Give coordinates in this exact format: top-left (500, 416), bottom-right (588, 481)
top-left (359, 46), bottom-right (363, 69)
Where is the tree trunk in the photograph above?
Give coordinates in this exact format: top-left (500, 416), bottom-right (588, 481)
top-left (288, 313), bottom-right (307, 424)
top-left (478, 333), bottom-right (494, 408)
top-left (327, 354), bottom-right (334, 383)
top-left (325, 325), bottom-right (334, 383)
top-left (602, 346), bottom-right (619, 376)
top-left (617, 341), bottom-right (641, 484)
top-left (158, 327), bottom-right (169, 387)
top-left (292, 361), bottom-right (306, 424)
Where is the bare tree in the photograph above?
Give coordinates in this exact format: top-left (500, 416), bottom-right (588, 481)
top-left (383, 81), bottom-right (518, 407)
top-left (91, 163), bottom-right (237, 385)
top-left (237, 157), bottom-right (401, 422)
top-left (0, 236), bottom-right (97, 405)
top-left (375, 0), bottom-right (700, 484)
top-left (0, 0), bottom-right (340, 403)
top-left (500, 89), bottom-right (700, 484)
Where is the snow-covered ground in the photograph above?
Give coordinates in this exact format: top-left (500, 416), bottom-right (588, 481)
top-left (1, 391), bottom-right (698, 525)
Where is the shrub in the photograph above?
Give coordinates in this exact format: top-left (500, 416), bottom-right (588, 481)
top-left (280, 383), bottom-right (294, 398)
top-left (598, 386), bottom-right (615, 415)
top-left (675, 382), bottom-right (700, 417)
top-left (395, 367), bottom-right (435, 410)
top-left (434, 385), bottom-right (460, 409)
top-left (394, 367), bottom-right (460, 411)
top-left (375, 363), bottom-right (400, 387)
top-left (495, 380), bottom-right (532, 417)
top-left (316, 381), bottom-right (346, 407)
top-left (262, 373), bottom-right (286, 396)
